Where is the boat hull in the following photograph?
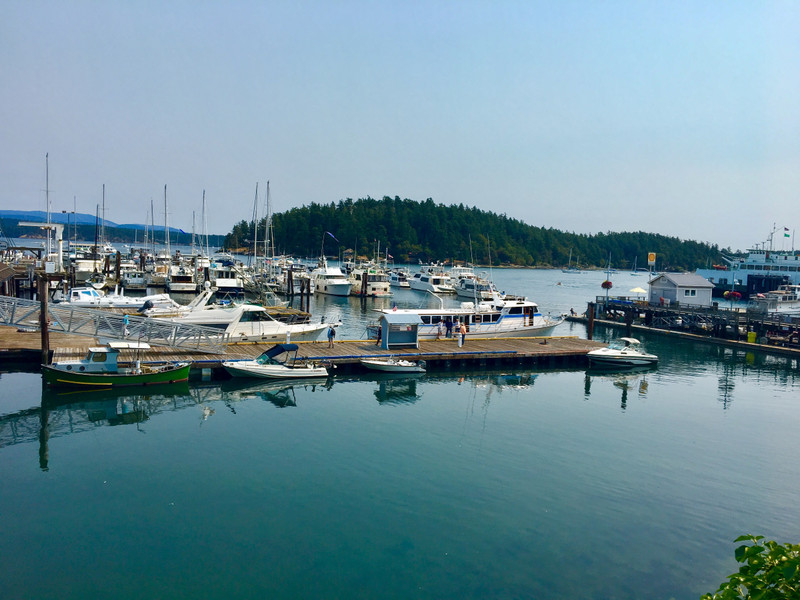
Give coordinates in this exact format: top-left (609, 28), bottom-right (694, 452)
top-left (42, 363), bottom-right (191, 388)
top-left (360, 359), bottom-right (425, 373)
top-left (587, 350), bottom-right (658, 367)
top-left (222, 361), bottom-right (329, 379)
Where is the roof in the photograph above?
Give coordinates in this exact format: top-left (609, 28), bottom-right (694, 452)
top-left (379, 312), bottom-right (424, 325)
top-left (650, 272), bottom-right (715, 288)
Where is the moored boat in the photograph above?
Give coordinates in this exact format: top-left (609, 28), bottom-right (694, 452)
top-left (587, 337), bottom-right (658, 367)
top-left (360, 357), bottom-right (426, 373)
top-left (375, 290), bottom-right (563, 339)
top-left (41, 342), bottom-right (191, 388)
top-left (222, 343), bottom-right (329, 379)
top-left (310, 257), bottom-right (352, 296)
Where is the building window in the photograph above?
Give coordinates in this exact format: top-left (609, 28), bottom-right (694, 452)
top-left (684, 289), bottom-right (697, 297)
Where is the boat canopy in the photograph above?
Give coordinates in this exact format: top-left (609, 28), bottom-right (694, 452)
top-left (262, 343), bottom-right (299, 359)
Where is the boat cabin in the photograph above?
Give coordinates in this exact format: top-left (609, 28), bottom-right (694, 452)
top-left (55, 341), bottom-right (151, 374)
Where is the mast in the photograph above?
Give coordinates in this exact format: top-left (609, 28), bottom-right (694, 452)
top-left (100, 184), bottom-right (105, 246)
top-left (202, 190), bottom-right (210, 258)
top-left (150, 198), bottom-right (155, 256)
top-left (164, 185), bottom-right (170, 260)
top-left (263, 181), bottom-right (270, 265)
top-left (45, 153), bottom-right (51, 258)
top-left (251, 182), bottom-right (259, 269)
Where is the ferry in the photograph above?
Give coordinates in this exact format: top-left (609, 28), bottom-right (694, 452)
top-left (695, 228), bottom-right (800, 298)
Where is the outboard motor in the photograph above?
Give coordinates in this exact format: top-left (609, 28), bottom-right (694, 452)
top-left (138, 299), bottom-right (154, 313)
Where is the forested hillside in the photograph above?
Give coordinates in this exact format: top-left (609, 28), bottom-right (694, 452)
top-left (224, 196), bottom-right (724, 270)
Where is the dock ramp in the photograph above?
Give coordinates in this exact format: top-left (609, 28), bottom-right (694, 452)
top-left (0, 295), bottom-right (229, 354)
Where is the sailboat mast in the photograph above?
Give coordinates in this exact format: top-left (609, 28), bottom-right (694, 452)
top-left (45, 153), bottom-right (51, 258)
top-left (263, 181), bottom-right (270, 265)
top-left (202, 190), bottom-right (210, 258)
top-left (101, 184), bottom-right (105, 246)
top-left (164, 185), bottom-right (170, 260)
top-left (251, 182), bottom-right (259, 269)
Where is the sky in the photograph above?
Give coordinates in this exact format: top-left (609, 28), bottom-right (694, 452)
top-left (2, 1), bottom-right (799, 252)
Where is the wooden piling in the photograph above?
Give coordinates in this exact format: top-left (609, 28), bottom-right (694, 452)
top-left (586, 302), bottom-right (595, 340)
top-left (38, 275), bottom-right (50, 366)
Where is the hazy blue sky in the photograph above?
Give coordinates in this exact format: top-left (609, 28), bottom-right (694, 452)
top-left (2, 1), bottom-right (799, 251)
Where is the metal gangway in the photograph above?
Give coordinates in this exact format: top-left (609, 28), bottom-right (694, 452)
top-left (0, 295), bottom-right (229, 354)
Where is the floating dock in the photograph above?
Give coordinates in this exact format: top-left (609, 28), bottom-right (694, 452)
top-left (0, 324), bottom-right (605, 374)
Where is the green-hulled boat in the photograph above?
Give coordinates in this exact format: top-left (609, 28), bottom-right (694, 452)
top-left (42, 341), bottom-right (191, 388)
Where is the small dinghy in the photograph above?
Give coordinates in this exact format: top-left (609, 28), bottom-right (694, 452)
top-left (360, 357), bottom-right (426, 373)
top-left (587, 337), bottom-right (658, 368)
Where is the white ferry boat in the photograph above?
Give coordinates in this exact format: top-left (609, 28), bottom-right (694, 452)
top-left (696, 249), bottom-right (800, 296)
top-left (375, 291), bottom-right (563, 339)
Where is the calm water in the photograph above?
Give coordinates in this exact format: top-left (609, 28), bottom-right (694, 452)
top-left (2, 269), bottom-right (800, 599)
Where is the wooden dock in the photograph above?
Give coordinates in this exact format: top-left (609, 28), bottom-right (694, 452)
top-left (0, 324), bottom-right (604, 373)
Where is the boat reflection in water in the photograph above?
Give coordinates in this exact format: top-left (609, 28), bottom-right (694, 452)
top-left (584, 364), bottom-right (655, 410)
top-left (368, 372), bottom-right (425, 405)
top-left (217, 377), bottom-right (332, 408)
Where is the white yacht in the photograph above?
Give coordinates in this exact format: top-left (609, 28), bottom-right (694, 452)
top-left (349, 264), bottom-right (392, 297)
top-left (388, 268), bottom-right (411, 288)
top-left (408, 266), bottom-right (455, 295)
top-left (310, 258), bottom-right (352, 296)
top-left (54, 286), bottom-right (180, 311)
top-left (375, 291), bottom-right (563, 339)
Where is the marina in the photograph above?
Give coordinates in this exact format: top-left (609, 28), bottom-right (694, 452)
top-left (3, 263), bottom-right (800, 600)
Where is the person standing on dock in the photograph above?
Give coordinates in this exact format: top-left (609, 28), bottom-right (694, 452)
top-left (327, 324), bottom-right (336, 348)
top-left (445, 318), bottom-right (453, 339)
top-left (459, 321), bottom-right (467, 346)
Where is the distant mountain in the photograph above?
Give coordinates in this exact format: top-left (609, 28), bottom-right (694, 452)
top-left (0, 209), bottom-right (226, 246)
top-left (0, 209), bottom-right (190, 234)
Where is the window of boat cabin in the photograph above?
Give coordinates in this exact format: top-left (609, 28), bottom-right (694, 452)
top-left (509, 307), bottom-right (523, 314)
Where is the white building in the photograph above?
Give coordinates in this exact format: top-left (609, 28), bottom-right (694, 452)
top-left (648, 273), bottom-right (714, 308)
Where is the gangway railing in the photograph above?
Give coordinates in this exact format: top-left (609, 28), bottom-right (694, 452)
top-left (0, 295), bottom-right (229, 354)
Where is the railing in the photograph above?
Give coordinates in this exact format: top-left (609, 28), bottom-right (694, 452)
top-left (0, 295), bottom-right (229, 354)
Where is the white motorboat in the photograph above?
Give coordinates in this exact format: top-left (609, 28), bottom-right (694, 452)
top-left (222, 343), bottom-right (330, 379)
top-left (388, 269), bottom-right (411, 288)
top-left (151, 300), bottom-right (331, 343)
top-left (587, 337), bottom-right (658, 367)
top-left (310, 257), bottom-right (352, 296)
top-left (408, 269), bottom-right (456, 294)
top-left (375, 290), bottom-right (563, 339)
top-left (360, 357), bottom-right (426, 373)
top-left (54, 286), bottom-right (180, 311)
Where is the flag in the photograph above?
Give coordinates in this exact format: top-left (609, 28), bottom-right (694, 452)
top-left (785, 227), bottom-right (791, 238)
top-left (325, 231), bottom-right (339, 242)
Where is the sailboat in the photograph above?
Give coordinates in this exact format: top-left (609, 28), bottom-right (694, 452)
top-left (561, 248), bottom-right (583, 274)
top-left (630, 256), bottom-right (639, 276)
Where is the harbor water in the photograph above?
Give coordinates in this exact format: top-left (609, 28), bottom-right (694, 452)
top-left (2, 268), bottom-right (800, 599)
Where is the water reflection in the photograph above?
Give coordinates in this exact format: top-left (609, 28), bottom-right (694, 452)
top-left (35, 382), bottom-right (192, 471)
top-left (217, 377), bottom-right (333, 408)
top-left (584, 366), bottom-right (654, 410)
